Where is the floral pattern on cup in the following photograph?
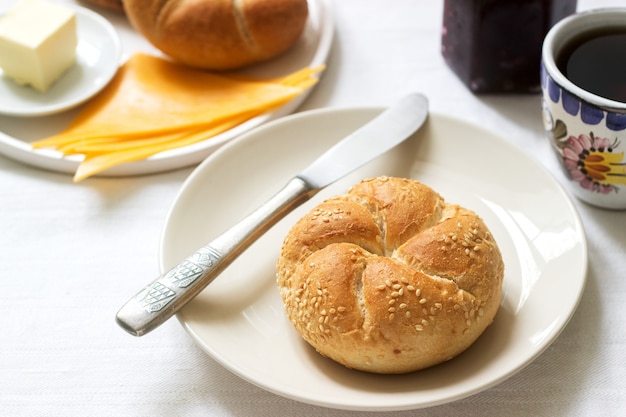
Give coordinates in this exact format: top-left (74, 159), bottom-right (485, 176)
top-left (541, 65), bottom-right (626, 195)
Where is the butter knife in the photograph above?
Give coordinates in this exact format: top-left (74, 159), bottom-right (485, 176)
top-left (116, 93), bottom-right (429, 336)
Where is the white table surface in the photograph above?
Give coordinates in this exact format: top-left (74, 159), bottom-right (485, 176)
top-left (1, 0), bottom-right (625, 415)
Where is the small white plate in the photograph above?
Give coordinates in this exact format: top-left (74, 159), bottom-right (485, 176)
top-left (160, 108), bottom-right (588, 411)
top-left (0, 5), bottom-right (121, 117)
top-left (0, 0), bottom-right (333, 177)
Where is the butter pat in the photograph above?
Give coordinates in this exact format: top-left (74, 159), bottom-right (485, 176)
top-left (0, 0), bottom-right (77, 92)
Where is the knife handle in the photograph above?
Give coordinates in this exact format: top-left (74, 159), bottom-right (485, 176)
top-left (115, 177), bottom-right (316, 336)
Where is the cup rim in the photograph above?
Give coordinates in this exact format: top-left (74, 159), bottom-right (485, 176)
top-left (542, 7), bottom-right (626, 112)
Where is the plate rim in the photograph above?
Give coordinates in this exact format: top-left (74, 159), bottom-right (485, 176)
top-left (0, 0), bottom-right (334, 176)
top-left (0, 4), bottom-right (122, 117)
top-left (160, 106), bottom-right (588, 411)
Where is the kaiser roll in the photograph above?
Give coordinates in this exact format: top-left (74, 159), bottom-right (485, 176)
top-left (123, 0), bottom-right (309, 70)
top-left (276, 177), bottom-right (504, 374)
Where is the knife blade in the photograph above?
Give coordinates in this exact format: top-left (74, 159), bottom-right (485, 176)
top-left (116, 93), bottom-right (429, 336)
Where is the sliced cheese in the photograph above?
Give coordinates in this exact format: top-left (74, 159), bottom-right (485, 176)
top-left (31, 53), bottom-right (324, 181)
top-left (42, 54), bottom-right (316, 141)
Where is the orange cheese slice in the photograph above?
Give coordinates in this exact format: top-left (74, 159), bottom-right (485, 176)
top-left (31, 53), bottom-right (324, 181)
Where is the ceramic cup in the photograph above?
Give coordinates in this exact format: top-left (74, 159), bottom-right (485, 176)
top-left (541, 8), bottom-right (626, 210)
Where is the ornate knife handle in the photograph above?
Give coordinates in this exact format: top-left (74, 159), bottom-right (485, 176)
top-left (116, 177), bottom-right (316, 336)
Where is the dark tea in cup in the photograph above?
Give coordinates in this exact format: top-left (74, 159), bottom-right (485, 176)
top-left (556, 28), bottom-right (626, 103)
top-left (541, 8), bottom-right (626, 209)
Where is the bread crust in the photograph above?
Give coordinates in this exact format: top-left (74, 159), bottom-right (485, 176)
top-left (124, 0), bottom-right (308, 70)
top-left (276, 177), bottom-right (504, 374)
top-left (81, 0), bottom-right (125, 12)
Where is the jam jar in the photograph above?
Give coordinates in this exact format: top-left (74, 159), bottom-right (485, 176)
top-left (441, 0), bottom-right (577, 93)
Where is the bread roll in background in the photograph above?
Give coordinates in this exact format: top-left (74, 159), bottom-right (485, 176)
top-left (277, 177), bottom-right (504, 374)
top-left (123, 0), bottom-right (309, 70)
top-left (81, 0), bottom-right (124, 12)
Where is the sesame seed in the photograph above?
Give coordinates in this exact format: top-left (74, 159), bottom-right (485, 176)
top-left (389, 299), bottom-right (396, 305)
top-left (337, 306), bottom-right (346, 312)
top-left (389, 313), bottom-right (395, 320)
top-left (376, 284), bottom-right (386, 291)
top-left (415, 325), bottom-right (424, 331)
top-left (405, 311), bottom-right (411, 318)
top-left (421, 319), bottom-right (429, 326)
top-left (399, 303), bottom-right (407, 309)
top-left (392, 284), bottom-right (402, 290)
top-left (407, 285), bottom-right (415, 291)
top-left (415, 289), bottom-right (422, 297)
top-left (419, 298), bottom-right (427, 304)
top-left (391, 291), bottom-right (400, 298)
top-left (388, 307), bottom-right (396, 313)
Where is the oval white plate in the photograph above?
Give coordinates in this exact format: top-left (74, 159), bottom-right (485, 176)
top-left (0, 5), bottom-right (121, 117)
top-left (161, 108), bottom-right (587, 411)
top-left (0, 0), bottom-right (333, 177)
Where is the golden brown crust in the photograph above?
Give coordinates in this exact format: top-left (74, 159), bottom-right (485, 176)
top-left (81, 0), bottom-right (125, 12)
top-left (123, 0), bottom-right (308, 70)
top-left (276, 177), bottom-right (504, 374)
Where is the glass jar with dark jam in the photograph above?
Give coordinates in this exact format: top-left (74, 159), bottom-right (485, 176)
top-left (441, 0), bottom-right (577, 93)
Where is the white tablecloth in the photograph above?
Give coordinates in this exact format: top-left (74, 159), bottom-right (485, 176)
top-left (1, 0), bottom-right (625, 415)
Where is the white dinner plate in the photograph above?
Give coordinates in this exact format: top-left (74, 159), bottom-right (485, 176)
top-left (0, 0), bottom-right (333, 177)
top-left (161, 108), bottom-right (587, 411)
top-left (0, 5), bottom-right (121, 117)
